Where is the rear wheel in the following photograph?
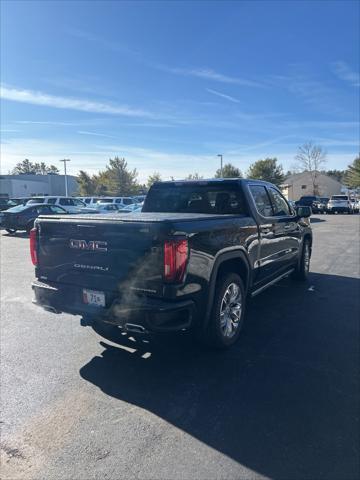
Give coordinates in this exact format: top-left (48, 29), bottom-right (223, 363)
top-left (293, 238), bottom-right (311, 281)
top-left (203, 273), bottom-right (246, 349)
top-left (5, 229), bottom-right (17, 235)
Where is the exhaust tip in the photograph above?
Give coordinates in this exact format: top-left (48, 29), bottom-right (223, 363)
top-left (125, 323), bottom-right (146, 334)
top-left (43, 305), bottom-right (61, 314)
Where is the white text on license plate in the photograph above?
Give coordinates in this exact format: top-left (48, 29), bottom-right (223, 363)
top-left (83, 289), bottom-right (105, 307)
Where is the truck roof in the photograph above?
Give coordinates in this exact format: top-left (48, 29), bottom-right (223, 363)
top-left (153, 178), bottom-right (275, 187)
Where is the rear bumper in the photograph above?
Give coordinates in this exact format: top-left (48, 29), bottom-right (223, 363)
top-left (32, 280), bottom-right (195, 333)
top-left (328, 206), bottom-right (350, 212)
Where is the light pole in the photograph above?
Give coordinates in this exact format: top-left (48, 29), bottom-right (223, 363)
top-left (59, 159), bottom-right (71, 196)
top-left (217, 154), bottom-right (223, 178)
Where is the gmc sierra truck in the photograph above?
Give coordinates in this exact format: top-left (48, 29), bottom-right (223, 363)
top-left (31, 179), bottom-right (312, 348)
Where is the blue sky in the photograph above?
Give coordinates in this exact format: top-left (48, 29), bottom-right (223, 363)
top-left (1, 0), bottom-right (359, 182)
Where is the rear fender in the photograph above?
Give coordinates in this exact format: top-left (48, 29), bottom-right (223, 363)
top-left (203, 249), bottom-right (251, 329)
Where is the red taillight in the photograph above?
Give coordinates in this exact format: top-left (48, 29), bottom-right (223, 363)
top-left (29, 228), bottom-right (38, 265)
top-left (164, 239), bottom-right (188, 283)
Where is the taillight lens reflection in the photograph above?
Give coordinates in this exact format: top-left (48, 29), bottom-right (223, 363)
top-left (164, 239), bottom-right (188, 283)
top-left (30, 228), bottom-right (38, 265)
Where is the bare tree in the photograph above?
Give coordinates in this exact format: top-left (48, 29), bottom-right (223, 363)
top-left (295, 142), bottom-right (327, 195)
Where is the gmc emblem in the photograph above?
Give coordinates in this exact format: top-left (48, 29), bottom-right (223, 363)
top-left (69, 239), bottom-right (108, 252)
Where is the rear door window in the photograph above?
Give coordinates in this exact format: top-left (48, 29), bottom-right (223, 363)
top-left (47, 198), bottom-right (57, 204)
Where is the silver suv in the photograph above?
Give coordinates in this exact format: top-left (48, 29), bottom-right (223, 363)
top-left (27, 197), bottom-right (85, 214)
top-left (327, 195), bottom-right (353, 214)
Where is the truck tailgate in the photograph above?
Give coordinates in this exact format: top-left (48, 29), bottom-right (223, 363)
top-left (36, 215), bottom-right (165, 296)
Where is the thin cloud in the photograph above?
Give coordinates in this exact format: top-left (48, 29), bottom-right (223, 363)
top-left (331, 61), bottom-right (360, 87)
top-left (158, 66), bottom-right (264, 88)
top-left (206, 88), bottom-right (240, 103)
top-left (78, 130), bottom-right (115, 138)
top-left (15, 120), bottom-right (81, 126)
top-left (67, 27), bottom-right (263, 88)
top-left (0, 85), bottom-right (155, 118)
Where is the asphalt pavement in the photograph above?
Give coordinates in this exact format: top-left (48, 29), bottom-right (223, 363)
top-left (1, 214), bottom-right (359, 480)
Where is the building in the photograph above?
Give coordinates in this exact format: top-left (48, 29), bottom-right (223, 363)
top-left (281, 171), bottom-right (342, 200)
top-left (0, 174), bottom-right (79, 198)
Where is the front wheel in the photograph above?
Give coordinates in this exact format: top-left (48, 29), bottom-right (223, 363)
top-left (293, 239), bottom-right (311, 281)
top-left (203, 273), bottom-right (246, 349)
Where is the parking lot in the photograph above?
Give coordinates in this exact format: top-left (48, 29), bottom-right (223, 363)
top-left (1, 214), bottom-right (359, 480)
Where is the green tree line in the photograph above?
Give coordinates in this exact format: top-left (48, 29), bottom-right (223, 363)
top-left (11, 148), bottom-right (360, 196)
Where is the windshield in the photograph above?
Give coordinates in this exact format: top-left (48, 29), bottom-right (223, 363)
top-left (143, 183), bottom-right (247, 214)
top-left (331, 196), bottom-right (348, 200)
top-left (5, 204), bottom-right (31, 213)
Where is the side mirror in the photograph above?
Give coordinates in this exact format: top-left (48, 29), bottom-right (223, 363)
top-left (296, 206), bottom-right (312, 218)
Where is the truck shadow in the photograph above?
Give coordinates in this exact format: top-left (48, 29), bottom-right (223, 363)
top-left (80, 272), bottom-right (359, 479)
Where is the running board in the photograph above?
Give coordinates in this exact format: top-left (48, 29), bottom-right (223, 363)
top-left (251, 268), bottom-right (295, 297)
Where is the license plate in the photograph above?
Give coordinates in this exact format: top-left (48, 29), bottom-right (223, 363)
top-left (83, 289), bottom-right (105, 307)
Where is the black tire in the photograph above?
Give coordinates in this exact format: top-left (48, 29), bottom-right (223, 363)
top-left (5, 229), bottom-right (17, 235)
top-left (293, 238), bottom-right (311, 281)
top-left (203, 272), bottom-right (246, 349)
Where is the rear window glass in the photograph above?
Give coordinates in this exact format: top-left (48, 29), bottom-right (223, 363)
top-left (143, 183), bottom-right (247, 214)
top-left (27, 198), bottom-right (45, 204)
top-left (331, 195), bottom-right (348, 200)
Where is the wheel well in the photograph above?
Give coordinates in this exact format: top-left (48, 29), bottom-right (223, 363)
top-left (216, 257), bottom-right (249, 292)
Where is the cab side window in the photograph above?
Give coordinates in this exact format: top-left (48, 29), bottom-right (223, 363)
top-left (249, 185), bottom-right (273, 217)
top-left (49, 206), bottom-right (66, 214)
top-left (59, 198), bottom-right (75, 206)
top-left (267, 188), bottom-right (291, 216)
top-left (36, 206), bottom-right (50, 214)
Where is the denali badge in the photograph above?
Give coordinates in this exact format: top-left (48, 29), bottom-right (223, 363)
top-left (70, 239), bottom-right (108, 252)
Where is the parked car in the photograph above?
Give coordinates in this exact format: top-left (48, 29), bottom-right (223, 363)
top-left (0, 198), bottom-right (17, 211)
top-left (295, 196), bottom-right (324, 213)
top-left (26, 196), bottom-right (86, 213)
top-left (10, 197), bottom-right (32, 206)
top-left (97, 197), bottom-right (135, 207)
top-left (80, 203), bottom-right (122, 214)
top-left (354, 199), bottom-right (360, 213)
top-left (327, 195), bottom-right (353, 214)
top-left (118, 203), bottom-right (143, 213)
top-left (76, 197), bottom-right (104, 206)
top-left (349, 198), bottom-right (358, 213)
top-left (1, 204), bottom-right (67, 234)
top-left (31, 179), bottom-right (312, 349)
top-left (132, 195), bottom-right (146, 203)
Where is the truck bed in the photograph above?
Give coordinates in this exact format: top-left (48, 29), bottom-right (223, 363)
top-left (38, 211), bottom-right (240, 223)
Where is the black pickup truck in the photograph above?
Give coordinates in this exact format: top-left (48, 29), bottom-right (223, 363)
top-left (31, 179), bottom-right (312, 348)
